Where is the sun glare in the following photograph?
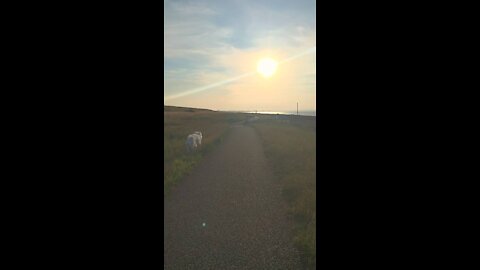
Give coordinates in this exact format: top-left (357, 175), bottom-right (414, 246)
top-left (257, 58), bottom-right (278, 78)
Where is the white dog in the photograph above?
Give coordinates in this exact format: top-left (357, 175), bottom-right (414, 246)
top-left (186, 131), bottom-right (202, 152)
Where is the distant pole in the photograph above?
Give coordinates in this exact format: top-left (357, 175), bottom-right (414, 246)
top-left (297, 102), bottom-right (298, 115)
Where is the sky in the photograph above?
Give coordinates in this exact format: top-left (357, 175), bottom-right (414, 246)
top-left (164, 0), bottom-right (316, 112)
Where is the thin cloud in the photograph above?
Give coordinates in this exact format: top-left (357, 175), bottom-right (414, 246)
top-left (164, 0), bottom-right (316, 111)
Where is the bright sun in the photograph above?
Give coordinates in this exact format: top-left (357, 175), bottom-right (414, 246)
top-left (257, 58), bottom-right (278, 78)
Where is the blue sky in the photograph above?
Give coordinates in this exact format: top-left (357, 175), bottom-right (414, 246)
top-left (164, 0), bottom-right (316, 111)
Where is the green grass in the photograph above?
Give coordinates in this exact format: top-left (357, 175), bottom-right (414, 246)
top-left (252, 118), bottom-right (316, 270)
top-left (164, 107), bottom-right (247, 197)
top-left (164, 108), bottom-right (316, 268)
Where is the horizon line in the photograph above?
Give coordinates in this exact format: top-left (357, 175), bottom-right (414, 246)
top-left (164, 104), bottom-right (316, 112)
top-left (164, 46), bottom-right (316, 102)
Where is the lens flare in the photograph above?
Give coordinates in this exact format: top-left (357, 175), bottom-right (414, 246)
top-left (164, 47), bottom-right (315, 101)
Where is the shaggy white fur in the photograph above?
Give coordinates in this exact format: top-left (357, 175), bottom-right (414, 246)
top-left (186, 131), bottom-right (203, 152)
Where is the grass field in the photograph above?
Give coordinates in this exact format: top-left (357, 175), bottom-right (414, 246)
top-left (164, 106), bottom-right (247, 196)
top-left (164, 106), bottom-right (316, 268)
top-left (251, 116), bottom-right (316, 269)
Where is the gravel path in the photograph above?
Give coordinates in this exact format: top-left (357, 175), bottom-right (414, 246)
top-left (164, 124), bottom-right (302, 269)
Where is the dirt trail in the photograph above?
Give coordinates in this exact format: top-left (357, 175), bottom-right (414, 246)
top-left (164, 124), bottom-right (302, 269)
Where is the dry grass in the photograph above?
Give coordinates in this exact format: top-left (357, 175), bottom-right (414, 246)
top-left (165, 108), bottom-right (316, 268)
top-left (252, 118), bottom-right (316, 269)
top-left (164, 107), bottom-right (247, 197)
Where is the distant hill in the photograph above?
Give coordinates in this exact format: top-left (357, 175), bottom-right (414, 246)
top-left (164, 105), bottom-right (215, 113)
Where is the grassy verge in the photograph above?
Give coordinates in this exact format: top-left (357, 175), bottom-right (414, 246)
top-left (252, 118), bottom-right (316, 269)
top-left (164, 107), bottom-right (247, 197)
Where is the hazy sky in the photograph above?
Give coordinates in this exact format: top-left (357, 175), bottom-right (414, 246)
top-left (164, 0), bottom-right (316, 111)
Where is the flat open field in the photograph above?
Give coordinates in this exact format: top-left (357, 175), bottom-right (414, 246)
top-left (164, 106), bottom-right (247, 196)
top-left (251, 117), bottom-right (316, 269)
top-left (164, 106), bottom-right (316, 269)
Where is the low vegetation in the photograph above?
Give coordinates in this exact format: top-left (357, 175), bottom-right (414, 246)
top-left (164, 106), bottom-right (247, 197)
top-left (165, 107), bottom-right (316, 268)
top-left (252, 117), bottom-right (316, 270)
